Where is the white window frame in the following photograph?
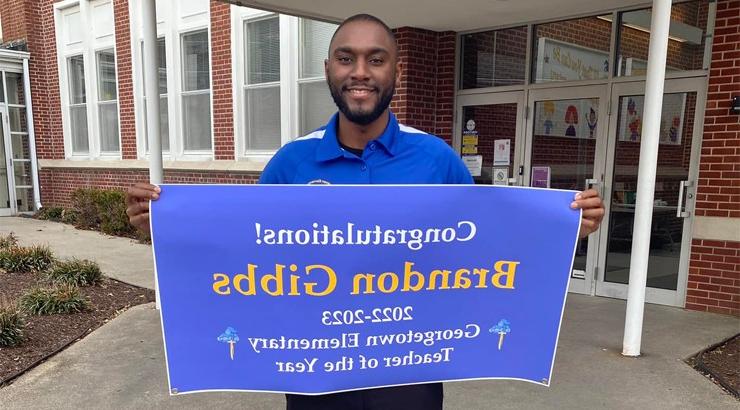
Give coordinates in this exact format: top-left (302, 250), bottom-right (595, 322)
top-left (130, 0), bottom-right (214, 161)
top-left (54, 0), bottom-right (122, 160)
top-left (242, 13), bottom-right (282, 155)
top-left (95, 48), bottom-right (120, 154)
top-left (232, 6), bottom-right (337, 160)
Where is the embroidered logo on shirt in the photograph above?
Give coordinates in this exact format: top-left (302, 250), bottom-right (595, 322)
top-left (307, 179), bottom-right (331, 185)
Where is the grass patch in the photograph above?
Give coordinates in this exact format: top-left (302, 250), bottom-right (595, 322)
top-left (0, 233), bottom-right (18, 250)
top-left (0, 303), bottom-right (25, 347)
top-left (19, 285), bottom-right (88, 315)
top-left (0, 245), bottom-right (55, 273)
top-left (47, 259), bottom-right (102, 286)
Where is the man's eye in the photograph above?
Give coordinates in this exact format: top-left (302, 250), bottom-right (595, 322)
top-left (370, 58), bottom-right (384, 65)
top-left (337, 56), bottom-right (352, 63)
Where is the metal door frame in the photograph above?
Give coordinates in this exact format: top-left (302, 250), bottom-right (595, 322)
top-left (595, 77), bottom-right (707, 307)
top-left (523, 84), bottom-right (610, 295)
top-left (454, 91), bottom-right (527, 186)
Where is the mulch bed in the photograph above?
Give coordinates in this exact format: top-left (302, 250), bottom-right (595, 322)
top-left (0, 271), bottom-right (155, 385)
top-left (689, 333), bottom-right (740, 398)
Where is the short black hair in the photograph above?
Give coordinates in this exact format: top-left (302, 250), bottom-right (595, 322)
top-left (328, 14), bottom-right (397, 57)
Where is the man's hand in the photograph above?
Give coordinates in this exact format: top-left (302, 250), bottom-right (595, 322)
top-left (125, 183), bottom-right (160, 234)
top-left (571, 189), bottom-right (605, 239)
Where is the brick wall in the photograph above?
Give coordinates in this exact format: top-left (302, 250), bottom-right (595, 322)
top-left (391, 27), bottom-right (456, 143)
top-left (40, 168), bottom-right (260, 207)
top-left (688, 0), bottom-right (740, 316)
top-left (0, 0), bottom-right (65, 160)
top-left (210, 0), bottom-right (235, 160)
top-left (114, 0), bottom-right (137, 159)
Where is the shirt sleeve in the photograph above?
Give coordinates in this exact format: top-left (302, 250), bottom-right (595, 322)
top-left (446, 152), bottom-right (474, 184)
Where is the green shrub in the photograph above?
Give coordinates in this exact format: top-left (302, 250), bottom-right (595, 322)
top-left (0, 245), bottom-right (55, 273)
top-left (0, 303), bottom-right (25, 347)
top-left (47, 259), bottom-right (102, 286)
top-left (20, 285), bottom-right (88, 315)
top-left (36, 207), bottom-right (65, 222)
top-left (71, 188), bottom-right (137, 237)
top-left (0, 232), bottom-right (18, 250)
top-left (61, 208), bottom-right (80, 225)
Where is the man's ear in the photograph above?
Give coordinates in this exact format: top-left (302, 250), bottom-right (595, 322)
top-left (324, 58), bottom-right (329, 78)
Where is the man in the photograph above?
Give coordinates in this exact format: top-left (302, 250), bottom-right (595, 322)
top-left (126, 13), bottom-right (605, 410)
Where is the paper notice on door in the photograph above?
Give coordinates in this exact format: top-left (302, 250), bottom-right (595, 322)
top-left (462, 155), bottom-right (483, 177)
top-left (494, 139), bottom-right (511, 166)
top-left (493, 167), bottom-right (509, 186)
top-left (531, 166), bottom-right (551, 188)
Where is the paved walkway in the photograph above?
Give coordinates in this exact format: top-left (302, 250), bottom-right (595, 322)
top-left (0, 217), bottom-right (738, 409)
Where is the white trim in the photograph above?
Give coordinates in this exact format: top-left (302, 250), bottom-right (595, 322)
top-left (294, 129), bottom-right (325, 141)
top-left (398, 124), bottom-right (427, 135)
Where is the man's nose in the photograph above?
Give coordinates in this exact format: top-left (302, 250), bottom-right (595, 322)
top-left (351, 59), bottom-right (370, 80)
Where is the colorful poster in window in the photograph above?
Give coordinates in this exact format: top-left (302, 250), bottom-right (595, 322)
top-left (534, 99), bottom-right (599, 140)
top-left (617, 94), bottom-right (685, 145)
top-left (535, 37), bottom-right (609, 82)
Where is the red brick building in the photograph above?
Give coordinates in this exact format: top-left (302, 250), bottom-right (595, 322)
top-left (0, 0), bottom-right (737, 315)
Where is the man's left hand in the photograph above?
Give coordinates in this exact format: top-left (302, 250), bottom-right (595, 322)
top-left (571, 189), bottom-right (605, 239)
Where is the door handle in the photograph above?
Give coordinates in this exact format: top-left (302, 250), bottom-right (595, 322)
top-left (585, 178), bottom-right (603, 197)
top-left (676, 180), bottom-right (692, 218)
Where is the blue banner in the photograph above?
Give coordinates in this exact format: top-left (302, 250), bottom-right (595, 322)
top-left (150, 185), bottom-right (581, 395)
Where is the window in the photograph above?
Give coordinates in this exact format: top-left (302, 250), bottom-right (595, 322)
top-left (234, 9), bottom-right (337, 156)
top-left (532, 15), bottom-right (612, 83)
top-left (617, 1), bottom-right (710, 76)
top-left (298, 19), bottom-right (336, 135)
top-left (244, 16), bottom-right (281, 151)
top-left (181, 30), bottom-right (212, 151)
top-left (55, 1), bottom-right (119, 158)
top-left (460, 26), bottom-right (527, 89)
top-left (142, 37), bottom-right (169, 152)
top-left (96, 50), bottom-right (119, 152)
top-left (67, 55), bottom-right (89, 154)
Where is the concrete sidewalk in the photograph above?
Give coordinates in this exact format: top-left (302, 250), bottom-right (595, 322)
top-left (1, 217), bottom-right (738, 409)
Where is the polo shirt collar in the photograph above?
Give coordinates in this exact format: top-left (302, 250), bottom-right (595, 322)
top-left (316, 111), bottom-right (400, 162)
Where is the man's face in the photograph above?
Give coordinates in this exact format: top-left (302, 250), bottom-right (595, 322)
top-left (325, 20), bottom-right (400, 126)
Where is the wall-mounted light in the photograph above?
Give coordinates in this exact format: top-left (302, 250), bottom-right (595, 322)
top-left (732, 96), bottom-right (740, 115)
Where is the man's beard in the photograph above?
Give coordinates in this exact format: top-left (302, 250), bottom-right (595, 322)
top-left (328, 79), bottom-right (395, 126)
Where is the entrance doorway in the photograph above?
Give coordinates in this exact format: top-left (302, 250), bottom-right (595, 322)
top-left (456, 77), bottom-right (706, 306)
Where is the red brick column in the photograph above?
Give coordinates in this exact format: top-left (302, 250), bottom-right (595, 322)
top-left (114, 0), bottom-right (137, 159)
top-left (210, 0), bottom-right (234, 160)
top-left (390, 28), bottom-right (457, 143)
top-left (687, 0), bottom-right (740, 316)
top-left (9, 0), bottom-right (65, 161)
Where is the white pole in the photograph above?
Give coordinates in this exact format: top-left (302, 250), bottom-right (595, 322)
top-left (143, 0), bottom-right (163, 184)
top-left (142, 0), bottom-right (162, 309)
top-left (22, 57), bottom-right (42, 211)
top-left (622, 0), bottom-right (672, 357)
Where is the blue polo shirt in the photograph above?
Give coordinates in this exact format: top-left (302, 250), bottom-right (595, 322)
top-left (259, 112), bottom-right (473, 185)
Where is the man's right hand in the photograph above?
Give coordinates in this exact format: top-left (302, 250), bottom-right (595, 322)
top-left (125, 183), bottom-right (160, 234)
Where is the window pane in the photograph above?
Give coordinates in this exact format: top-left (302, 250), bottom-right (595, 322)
top-left (532, 15), bottom-right (612, 83)
top-left (68, 55), bottom-right (86, 104)
top-left (247, 17), bottom-right (280, 84)
top-left (143, 96), bottom-right (170, 152)
top-left (13, 161), bottom-right (32, 186)
top-left (11, 133), bottom-right (31, 160)
top-left (70, 105), bottom-right (89, 153)
top-left (182, 93), bottom-right (212, 150)
top-left (617, 1), bottom-right (709, 76)
top-left (245, 86), bottom-right (281, 151)
top-left (299, 81), bottom-right (335, 135)
top-left (9, 107), bottom-right (27, 133)
top-left (461, 26), bottom-right (527, 88)
top-left (301, 19), bottom-right (337, 79)
top-left (5, 73), bottom-right (25, 105)
top-left (99, 102), bottom-right (119, 152)
top-left (15, 187), bottom-right (34, 212)
top-left (182, 30), bottom-right (210, 91)
top-left (158, 37), bottom-right (167, 94)
top-left (97, 51), bottom-right (117, 101)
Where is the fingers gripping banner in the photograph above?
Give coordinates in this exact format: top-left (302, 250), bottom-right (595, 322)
top-left (150, 185), bottom-right (581, 395)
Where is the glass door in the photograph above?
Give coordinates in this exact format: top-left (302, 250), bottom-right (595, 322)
top-left (0, 109), bottom-right (13, 216)
top-left (523, 85), bottom-right (609, 294)
top-left (455, 91), bottom-right (525, 186)
top-left (596, 78), bottom-right (706, 306)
